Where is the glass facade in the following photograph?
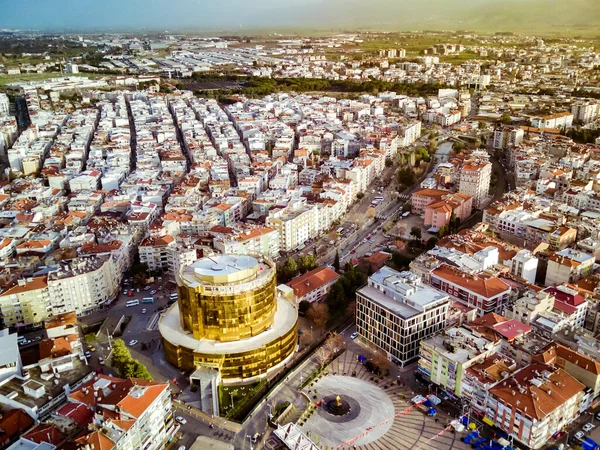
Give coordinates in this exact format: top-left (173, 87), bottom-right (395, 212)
top-left (162, 319), bottom-right (298, 379)
top-left (178, 273), bottom-right (277, 342)
top-left (161, 254), bottom-right (298, 382)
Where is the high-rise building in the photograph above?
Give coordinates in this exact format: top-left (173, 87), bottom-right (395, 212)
top-left (356, 267), bottom-right (450, 367)
top-left (159, 254), bottom-right (298, 394)
top-left (459, 159), bottom-right (492, 209)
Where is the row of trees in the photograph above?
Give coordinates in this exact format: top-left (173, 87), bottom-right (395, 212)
top-left (565, 126), bottom-right (600, 144)
top-left (190, 74), bottom-right (450, 98)
top-left (111, 339), bottom-right (153, 381)
top-left (277, 254), bottom-right (318, 283)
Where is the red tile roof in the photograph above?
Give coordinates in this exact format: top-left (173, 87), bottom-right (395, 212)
top-left (286, 267), bottom-right (340, 299)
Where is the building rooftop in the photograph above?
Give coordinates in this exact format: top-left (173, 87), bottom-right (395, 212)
top-left (360, 267), bottom-right (449, 319)
top-left (286, 267), bottom-right (340, 299)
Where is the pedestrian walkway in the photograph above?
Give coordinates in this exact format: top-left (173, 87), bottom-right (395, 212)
top-left (294, 349), bottom-right (472, 450)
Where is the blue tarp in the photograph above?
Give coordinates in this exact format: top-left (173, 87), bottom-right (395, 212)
top-left (428, 407), bottom-right (437, 416)
top-left (357, 355), bottom-right (367, 363)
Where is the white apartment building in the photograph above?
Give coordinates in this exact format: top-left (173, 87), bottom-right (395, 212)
top-left (508, 249), bottom-right (538, 284)
top-left (0, 329), bottom-right (22, 383)
top-left (493, 127), bottom-right (524, 150)
top-left (531, 112), bottom-right (574, 130)
top-left (356, 267), bottom-right (450, 367)
top-left (0, 276), bottom-right (51, 326)
top-left (213, 226), bottom-right (280, 259)
top-left (459, 159), bottom-right (492, 209)
top-left (266, 200), bottom-right (320, 252)
top-left (167, 245), bottom-right (197, 280)
top-left (571, 102), bottom-right (600, 124)
top-left (48, 255), bottom-right (118, 316)
top-left (0, 93), bottom-right (9, 116)
top-left (70, 375), bottom-right (176, 450)
top-left (139, 235), bottom-right (176, 271)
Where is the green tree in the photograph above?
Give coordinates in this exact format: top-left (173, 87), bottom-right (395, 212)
top-left (499, 112), bottom-right (512, 125)
top-left (385, 157), bottom-right (393, 167)
top-left (333, 251), bottom-right (340, 272)
top-left (298, 300), bottom-right (311, 316)
top-left (426, 237), bottom-right (439, 249)
top-left (478, 121), bottom-right (487, 130)
top-left (397, 167), bottom-right (416, 189)
top-left (298, 254), bottom-right (317, 274)
top-left (438, 225), bottom-right (449, 238)
top-left (410, 226), bottom-right (422, 240)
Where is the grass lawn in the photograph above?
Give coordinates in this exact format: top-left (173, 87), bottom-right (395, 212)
top-left (218, 381), bottom-right (261, 415)
top-left (0, 72), bottom-right (99, 87)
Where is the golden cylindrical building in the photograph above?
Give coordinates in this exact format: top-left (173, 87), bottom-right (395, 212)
top-left (159, 255), bottom-right (298, 384)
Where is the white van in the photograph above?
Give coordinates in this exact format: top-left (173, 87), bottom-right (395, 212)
top-left (126, 300), bottom-right (140, 307)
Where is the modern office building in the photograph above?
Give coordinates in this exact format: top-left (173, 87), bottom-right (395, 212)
top-left (159, 254), bottom-right (298, 386)
top-left (356, 267), bottom-right (450, 367)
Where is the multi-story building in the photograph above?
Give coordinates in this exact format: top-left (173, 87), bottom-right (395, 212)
top-left (0, 329), bottom-right (22, 383)
top-left (213, 226), bottom-right (280, 259)
top-left (545, 248), bottom-right (595, 286)
top-left (159, 254), bottom-right (298, 411)
top-left (486, 363), bottom-right (584, 449)
top-left (531, 112), bottom-right (574, 130)
top-left (266, 200), bottom-right (320, 252)
top-left (493, 127), bottom-right (524, 150)
top-left (356, 267), bottom-right (450, 367)
top-left (47, 255), bottom-right (118, 316)
top-left (508, 249), bottom-right (538, 284)
top-left (459, 160), bottom-right (492, 209)
top-left (68, 375), bottom-right (176, 450)
top-left (417, 326), bottom-right (495, 397)
top-left (424, 193), bottom-right (473, 229)
top-left (572, 101), bottom-right (600, 124)
top-left (0, 276), bottom-right (51, 326)
top-left (166, 245), bottom-right (197, 280)
top-left (411, 188), bottom-right (451, 215)
top-left (429, 264), bottom-right (511, 316)
top-left (285, 266), bottom-right (340, 304)
top-left (139, 235), bottom-right (176, 272)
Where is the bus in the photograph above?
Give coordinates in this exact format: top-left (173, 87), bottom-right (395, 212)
top-left (170, 293), bottom-right (178, 299)
top-left (142, 297), bottom-right (154, 304)
top-left (126, 300), bottom-right (139, 307)
top-left (374, 196), bottom-right (384, 201)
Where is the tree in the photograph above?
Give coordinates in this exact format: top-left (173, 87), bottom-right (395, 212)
top-left (324, 332), bottom-right (344, 355)
top-left (410, 226), bottom-right (422, 240)
top-left (397, 167), bottom-right (416, 189)
top-left (298, 254), bottom-right (317, 274)
top-left (438, 225), bottom-right (449, 238)
top-left (478, 121), bottom-right (487, 130)
top-left (315, 347), bottom-right (332, 369)
top-left (385, 157), bottom-right (393, 167)
top-left (426, 236), bottom-right (439, 249)
top-left (306, 303), bottom-right (329, 328)
top-left (333, 251), bottom-right (340, 272)
top-left (279, 257), bottom-right (299, 283)
top-left (298, 300), bottom-right (311, 316)
top-left (499, 112), bottom-right (512, 125)
top-left (110, 339), bottom-right (153, 381)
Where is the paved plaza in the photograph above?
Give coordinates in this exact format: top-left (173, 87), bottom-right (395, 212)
top-left (298, 350), bottom-right (474, 450)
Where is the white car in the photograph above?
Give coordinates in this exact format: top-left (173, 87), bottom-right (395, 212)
top-left (575, 431), bottom-right (586, 441)
top-left (350, 332), bottom-right (359, 339)
top-left (150, 290), bottom-right (157, 295)
top-left (128, 340), bottom-right (138, 346)
top-left (583, 423), bottom-right (595, 432)
top-left (142, 308), bottom-right (147, 314)
top-left (175, 416), bottom-right (186, 424)
top-left (178, 446), bottom-right (186, 450)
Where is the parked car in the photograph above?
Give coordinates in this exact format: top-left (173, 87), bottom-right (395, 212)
top-left (99, 357), bottom-right (105, 365)
top-left (144, 286), bottom-right (151, 291)
top-left (350, 332), bottom-right (359, 339)
top-left (583, 423), bottom-right (595, 432)
top-left (128, 340), bottom-right (138, 346)
top-left (175, 416), bottom-right (186, 424)
top-left (575, 431), bottom-right (586, 441)
top-left (150, 290), bottom-right (157, 295)
top-left (85, 351), bottom-right (91, 358)
top-left (251, 433), bottom-right (260, 443)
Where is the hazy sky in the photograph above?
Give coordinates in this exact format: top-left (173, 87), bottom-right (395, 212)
top-left (1, 0), bottom-right (598, 32)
